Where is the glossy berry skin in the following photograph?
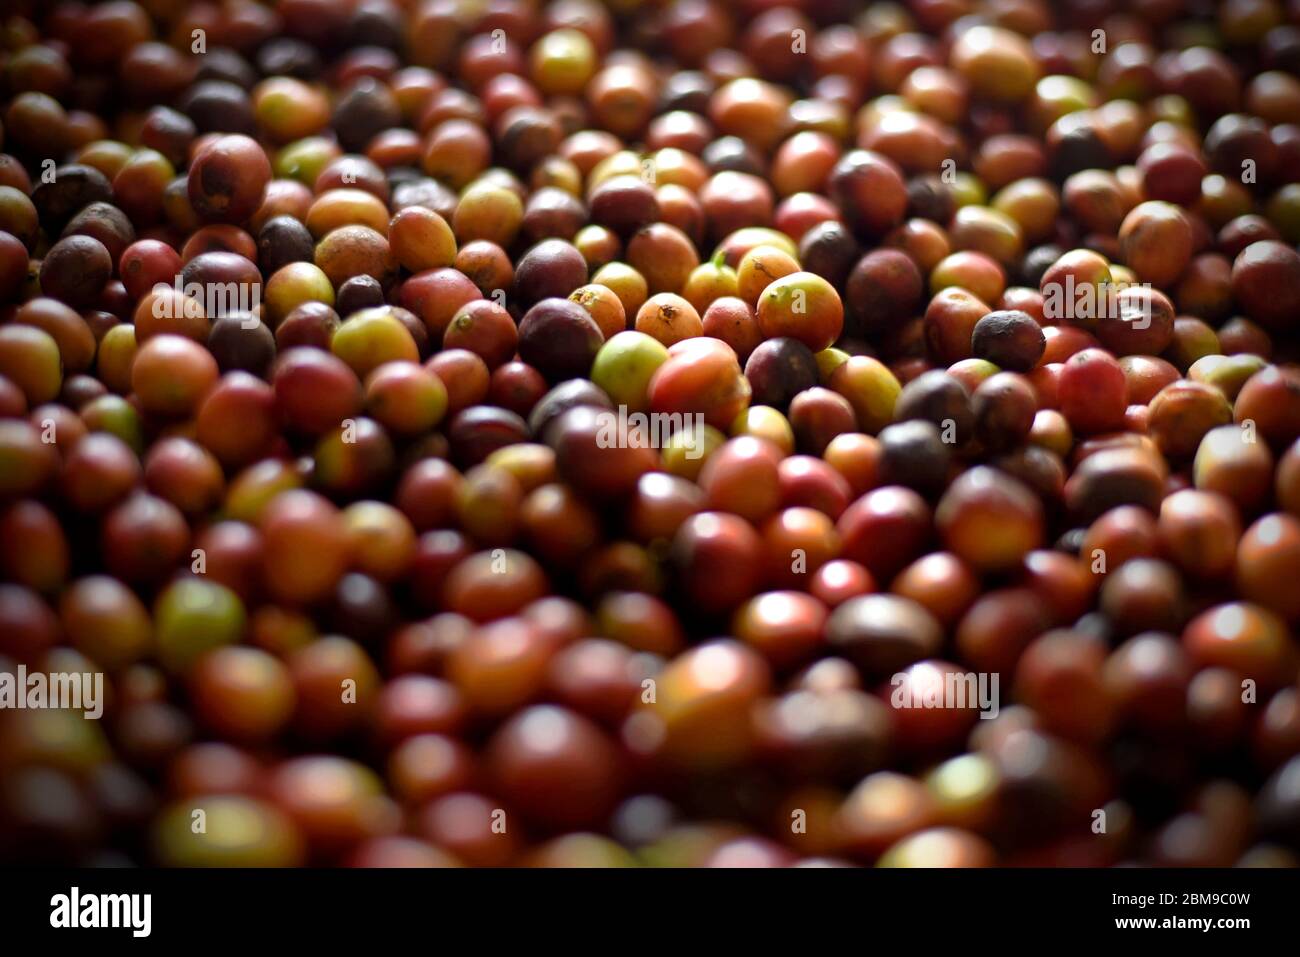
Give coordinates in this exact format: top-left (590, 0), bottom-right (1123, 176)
top-left (6, 0), bottom-right (1300, 874)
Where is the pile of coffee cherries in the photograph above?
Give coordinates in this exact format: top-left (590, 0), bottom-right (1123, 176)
top-left (2, 0), bottom-right (1300, 868)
